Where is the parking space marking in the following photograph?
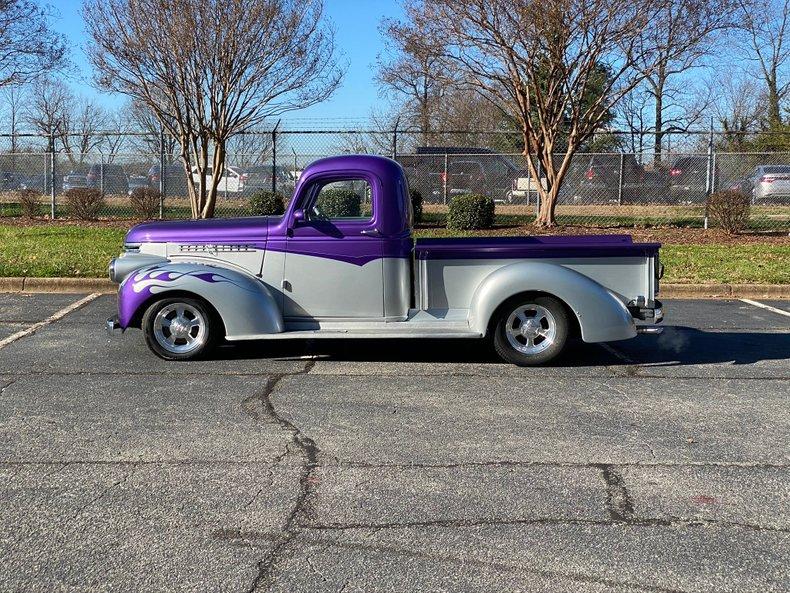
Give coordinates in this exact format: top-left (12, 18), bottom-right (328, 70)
top-left (0, 293), bottom-right (101, 350)
top-left (740, 299), bottom-right (790, 320)
top-left (599, 343), bottom-right (635, 364)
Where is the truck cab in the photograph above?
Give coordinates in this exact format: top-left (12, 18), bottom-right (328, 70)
top-left (109, 155), bottom-right (663, 365)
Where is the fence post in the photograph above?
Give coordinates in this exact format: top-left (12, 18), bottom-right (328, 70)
top-left (159, 129), bottom-right (166, 219)
top-left (392, 120), bottom-right (399, 160)
top-left (99, 154), bottom-right (105, 198)
top-left (617, 153), bottom-right (624, 206)
top-left (443, 152), bottom-right (448, 205)
top-left (49, 132), bottom-right (56, 219)
top-left (271, 120), bottom-right (281, 194)
top-left (704, 123), bottom-right (714, 229)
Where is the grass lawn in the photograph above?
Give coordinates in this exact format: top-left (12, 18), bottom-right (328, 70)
top-left (0, 222), bottom-right (787, 284)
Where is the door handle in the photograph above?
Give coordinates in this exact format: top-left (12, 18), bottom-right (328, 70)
top-left (361, 229), bottom-right (382, 237)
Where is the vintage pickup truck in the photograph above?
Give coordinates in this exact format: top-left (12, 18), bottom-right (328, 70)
top-left (107, 155), bottom-right (663, 365)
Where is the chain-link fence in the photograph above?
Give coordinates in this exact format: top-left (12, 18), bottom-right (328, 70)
top-left (0, 129), bottom-right (788, 230)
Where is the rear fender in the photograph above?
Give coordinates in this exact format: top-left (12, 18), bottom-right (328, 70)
top-left (468, 261), bottom-right (636, 343)
top-left (118, 263), bottom-right (283, 338)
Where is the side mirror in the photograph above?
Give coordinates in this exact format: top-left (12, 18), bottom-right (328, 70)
top-left (292, 209), bottom-right (306, 224)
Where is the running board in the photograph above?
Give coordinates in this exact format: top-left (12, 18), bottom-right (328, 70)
top-left (227, 328), bottom-right (483, 341)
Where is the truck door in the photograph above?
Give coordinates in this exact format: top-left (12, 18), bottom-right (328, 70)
top-left (283, 177), bottom-right (384, 318)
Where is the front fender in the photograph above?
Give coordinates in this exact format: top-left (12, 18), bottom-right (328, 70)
top-left (468, 261), bottom-right (636, 343)
top-left (118, 263), bottom-right (283, 338)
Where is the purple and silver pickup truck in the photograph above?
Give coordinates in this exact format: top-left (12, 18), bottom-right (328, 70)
top-left (107, 155), bottom-right (663, 365)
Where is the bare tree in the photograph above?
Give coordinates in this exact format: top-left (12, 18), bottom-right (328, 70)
top-left (737, 0), bottom-right (790, 127)
top-left (0, 84), bottom-right (24, 151)
top-left (84, 0), bottom-right (343, 218)
top-left (634, 0), bottom-right (735, 162)
top-left (100, 106), bottom-right (134, 163)
top-left (126, 99), bottom-right (178, 161)
top-left (376, 17), bottom-right (455, 145)
top-left (0, 0), bottom-right (66, 88)
top-left (618, 87), bottom-right (653, 154)
top-left (709, 73), bottom-right (765, 148)
top-left (405, 0), bottom-right (691, 226)
top-left (24, 76), bottom-right (70, 153)
top-left (60, 97), bottom-right (108, 165)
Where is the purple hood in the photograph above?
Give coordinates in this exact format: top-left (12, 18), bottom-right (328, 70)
top-left (125, 217), bottom-right (271, 245)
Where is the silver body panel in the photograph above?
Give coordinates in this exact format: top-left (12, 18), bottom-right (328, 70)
top-left (116, 247), bottom-right (655, 344)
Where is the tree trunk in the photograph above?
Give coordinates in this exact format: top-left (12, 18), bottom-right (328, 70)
top-left (653, 79), bottom-right (664, 167)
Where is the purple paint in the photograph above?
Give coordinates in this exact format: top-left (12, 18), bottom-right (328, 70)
top-left (121, 155), bottom-right (659, 268)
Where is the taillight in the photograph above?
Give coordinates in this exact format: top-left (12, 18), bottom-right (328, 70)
top-left (240, 174), bottom-right (248, 182)
top-left (585, 169), bottom-right (595, 180)
top-left (760, 175), bottom-right (775, 183)
top-left (440, 171), bottom-right (447, 183)
top-left (670, 168), bottom-right (682, 176)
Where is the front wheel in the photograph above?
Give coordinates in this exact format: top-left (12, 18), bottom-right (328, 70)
top-left (492, 296), bottom-right (569, 366)
top-left (142, 297), bottom-right (218, 360)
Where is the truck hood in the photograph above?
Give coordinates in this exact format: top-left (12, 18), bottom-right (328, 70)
top-left (125, 217), bottom-right (271, 245)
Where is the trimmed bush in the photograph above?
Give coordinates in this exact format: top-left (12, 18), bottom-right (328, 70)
top-left (316, 188), bottom-right (362, 218)
top-left (706, 190), bottom-right (750, 234)
top-left (410, 188), bottom-right (423, 224)
top-left (15, 189), bottom-right (42, 218)
top-left (249, 190), bottom-right (286, 216)
top-left (447, 193), bottom-right (495, 230)
top-left (64, 188), bottom-right (105, 220)
top-left (129, 187), bottom-right (161, 220)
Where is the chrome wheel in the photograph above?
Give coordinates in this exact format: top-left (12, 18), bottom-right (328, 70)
top-left (152, 302), bottom-right (207, 355)
top-left (504, 303), bottom-right (557, 355)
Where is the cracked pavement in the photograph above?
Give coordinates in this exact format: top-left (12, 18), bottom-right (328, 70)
top-left (0, 294), bottom-right (787, 592)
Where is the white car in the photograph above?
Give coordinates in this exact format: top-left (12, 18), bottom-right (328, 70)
top-left (191, 165), bottom-right (248, 194)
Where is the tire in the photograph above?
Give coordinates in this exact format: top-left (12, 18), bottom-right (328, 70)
top-left (142, 297), bottom-right (218, 361)
top-left (492, 295), bottom-right (569, 366)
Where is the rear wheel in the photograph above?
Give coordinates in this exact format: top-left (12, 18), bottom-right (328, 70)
top-left (492, 295), bottom-right (569, 366)
top-left (142, 297), bottom-right (218, 360)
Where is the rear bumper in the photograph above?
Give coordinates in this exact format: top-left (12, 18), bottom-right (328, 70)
top-left (628, 299), bottom-right (664, 323)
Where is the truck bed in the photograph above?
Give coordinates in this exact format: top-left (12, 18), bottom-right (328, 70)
top-left (414, 234), bottom-right (660, 260)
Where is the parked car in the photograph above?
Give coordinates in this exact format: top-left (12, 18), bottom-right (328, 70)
top-left (398, 147), bottom-right (523, 203)
top-left (18, 174), bottom-right (49, 193)
top-left (238, 165), bottom-right (296, 196)
top-left (107, 155), bottom-right (663, 366)
top-left (147, 164), bottom-right (189, 197)
top-left (86, 163), bottom-right (129, 195)
top-left (736, 165), bottom-right (790, 203)
top-left (0, 171), bottom-right (19, 191)
top-left (560, 154), bottom-right (668, 204)
top-left (127, 175), bottom-right (150, 195)
top-left (62, 173), bottom-right (90, 192)
top-left (668, 156), bottom-right (719, 203)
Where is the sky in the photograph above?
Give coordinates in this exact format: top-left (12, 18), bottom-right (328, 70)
top-left (49, 0), bottom-right (404, 127)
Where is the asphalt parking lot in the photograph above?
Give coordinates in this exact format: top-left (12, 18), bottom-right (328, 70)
top-left (0, 294), bottom-right (788, 592)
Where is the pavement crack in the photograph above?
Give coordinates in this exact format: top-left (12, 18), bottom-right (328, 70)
top-left (245, 361), bottom-right (322, 592)
top-left (65, 463), bottom-right (139, 524)
top-left (598, 464), bottom-right (635, 522)
top-left (0, 378), bottom-right (16, 396)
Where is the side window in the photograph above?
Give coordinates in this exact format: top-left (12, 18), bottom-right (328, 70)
top-left (311, 179), bottom-right (373, 222)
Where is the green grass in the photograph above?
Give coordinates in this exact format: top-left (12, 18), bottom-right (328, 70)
top-left (0, 225), bottom-right (125, 277)
top-left (659, 244), bottom-right (790, 284)
top-left (0, 223), bottom-right (787, 284)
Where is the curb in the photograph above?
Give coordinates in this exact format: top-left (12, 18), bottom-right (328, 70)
top-left (661, 283), bottom-right (790, 298)
top-left (0, 277), bottom-right (115, 294)
top-left (0, 278), bottom-right (787, 299)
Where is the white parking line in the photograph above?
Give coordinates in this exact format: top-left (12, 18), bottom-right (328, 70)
top-left (740, 299), bottom-right (790, 319)
top-left (0, 293), bottom-right (101, 350)
top-left (599, 343), bottom-right (635, 364)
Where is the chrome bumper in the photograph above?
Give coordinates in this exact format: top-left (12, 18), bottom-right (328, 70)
top-left (636, 325), bottom-right (664, 335)
top-left (106, 315), bottom-right (122, 336)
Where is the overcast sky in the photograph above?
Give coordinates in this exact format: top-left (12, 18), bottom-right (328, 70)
top-left (51, 0), bottom-right (404, 126)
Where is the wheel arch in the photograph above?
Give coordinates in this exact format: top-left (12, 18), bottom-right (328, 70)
top-left (118, 263), bottom-right (284, 338)
top-left (469, 261), bottom-right (636, 343)
top-left (485, 290), bottom-right (580, 339)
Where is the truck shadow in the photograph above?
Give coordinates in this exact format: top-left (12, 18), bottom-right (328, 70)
top-left (215, 326), bottom-right (789, 367)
